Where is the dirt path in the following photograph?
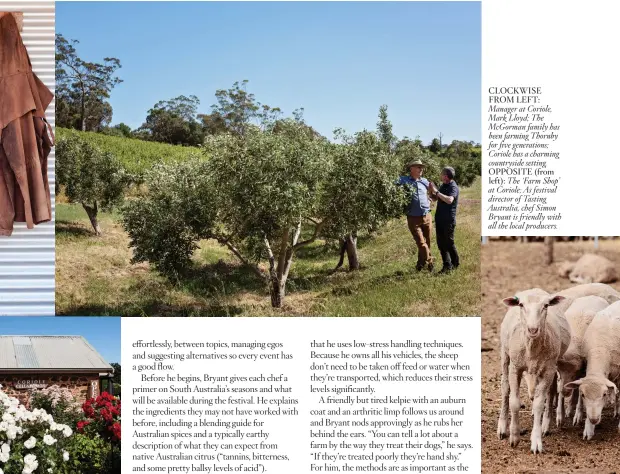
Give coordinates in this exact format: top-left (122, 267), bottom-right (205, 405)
top-left (482, 240), bottom-right (620, 473)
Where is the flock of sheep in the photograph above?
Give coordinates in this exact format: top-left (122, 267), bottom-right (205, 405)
top-left (497, 282), bottom-right (620, 454)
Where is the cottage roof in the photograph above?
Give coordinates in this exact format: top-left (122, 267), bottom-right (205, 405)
top-left (0, 336), bottom-right (113, 373)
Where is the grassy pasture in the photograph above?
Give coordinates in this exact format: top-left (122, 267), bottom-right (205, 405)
top-left (55, 179), bottom-right (481, 317)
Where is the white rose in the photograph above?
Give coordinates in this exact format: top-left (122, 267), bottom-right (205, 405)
top-left (6, 426), bottom-right (17, 440)
top-left (24, 436), bottom-right (36, 449)
top-left (43, 434), bottom-right (57, 446)
top-left (22, 453), bottom-right (38, 474)
top-left (63, 450), bottom-right (70, 462)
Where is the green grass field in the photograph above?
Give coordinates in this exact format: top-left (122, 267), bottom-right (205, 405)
top-left (56, 178), bottom-right (481, 317)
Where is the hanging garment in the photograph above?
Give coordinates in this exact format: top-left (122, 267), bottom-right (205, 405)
top-left (0, 12), bottom-right (54, 236)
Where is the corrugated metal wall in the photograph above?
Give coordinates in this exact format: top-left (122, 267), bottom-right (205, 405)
top-left (0, 1), bottom-right (55, 316)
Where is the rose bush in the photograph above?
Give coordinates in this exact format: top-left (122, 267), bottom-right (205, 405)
top-left (29, 386), bottom-right (81, 427)
top-left (77, 393), bottom-right (121, 444)
top-left (0, 385), bottom-right (73, 474)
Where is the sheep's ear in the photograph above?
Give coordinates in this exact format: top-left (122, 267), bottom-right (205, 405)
top-left (605, 379), bottom-right (618, 395)
top-left (547, 295), bottom-right (566, 306)
top-left (503, 297), bottom-right (520, 307)
top-left (564, 380), bottom-right (583, 390)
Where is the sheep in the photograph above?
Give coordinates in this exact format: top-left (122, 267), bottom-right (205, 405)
top-left (521, 284), bottom-right (617, 424)
top-left (556, 282), bottom-right (620, 305)
top-left (521, 285), bottom-right (616, 418)
top-left (497, 288), bottom-right (572, 454)
top-left (555, 295), bottom-right (609, 427)
top-left (558, 254), bottom-right (618, 284)
top-left (565, 301), bottom-right (620, 440)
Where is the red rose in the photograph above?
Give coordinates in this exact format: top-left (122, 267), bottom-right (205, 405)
top-left (111, 422), bottom-right (121, 441)
top-left (77, 420), bottom-right (91, 432)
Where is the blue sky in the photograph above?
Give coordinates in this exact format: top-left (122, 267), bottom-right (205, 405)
top-left (57, 1), bottom-right (481, 143)
top-left (0, 318), bottom-right (121, 363)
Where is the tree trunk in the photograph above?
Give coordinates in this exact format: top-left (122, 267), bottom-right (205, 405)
top-left (82, 202), bottom-right (102, 236)
top-left (345, 233), bottom-right (360, 270)
top-left (544, 236), bottom-right (554, 265)
top-left (80, 82), bottom-right (87, 131)
top-left (334, 238), bottom-right (347, 271)
top-left (269, 275), bottom-right (286, 308)
top-left (265, 231), bottom-right (296, 309)
top-left (334, 233), bottom-right (360, 271)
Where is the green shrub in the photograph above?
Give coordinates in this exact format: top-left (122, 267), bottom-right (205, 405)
top-left (56, 132), bottom-right (129, 235)
top-left (122, 159), bottom-right (218, 279)
top-left (58, 434), bottom-right (112, 474)
top-left (29, 385), bottom-right (82, 427)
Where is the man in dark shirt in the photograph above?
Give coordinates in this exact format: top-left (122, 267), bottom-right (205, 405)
top-left (430, 167), bottom-right (459, 273)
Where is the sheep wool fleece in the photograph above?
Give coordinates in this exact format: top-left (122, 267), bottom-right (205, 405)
top-left (0, 13), bottom-right (54, 236)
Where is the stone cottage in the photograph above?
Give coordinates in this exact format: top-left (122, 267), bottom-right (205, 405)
top-left (0, 336), bottom-right (115, 406)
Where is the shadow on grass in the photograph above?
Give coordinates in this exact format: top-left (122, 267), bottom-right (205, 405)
top-left (56, 220), bottom-right (96, 238)
top-left (319, 266), bottom-right (459, 299)
top-left (294, 243), bottom-right (335, 260)
top-left (56, 301), bottom-right (245, 317)
top-left (180, 260), bottom-right (266, 296)
top-left (294, 234), bottom-right (375, 261)
top-left (59, 260), bottom-right (266, 317)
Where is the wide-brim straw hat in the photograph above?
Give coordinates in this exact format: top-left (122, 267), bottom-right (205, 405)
top-left (406, 159), bottom-right (426, 168)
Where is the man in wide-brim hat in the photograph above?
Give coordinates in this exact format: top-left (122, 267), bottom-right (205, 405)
top-left (398, 159), bottom-right (435, 271)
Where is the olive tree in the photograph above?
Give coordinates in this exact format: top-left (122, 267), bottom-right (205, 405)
top-left (56, 133), bottom-right (128, 235)
top-left (122, 119), bottom-right (329, 308)
top-left (206, 120), bottom-right (329, 307)
top-left (122, 159), bottom-right (217, 279)
top-left (321, 129), bottom-right (408, 270)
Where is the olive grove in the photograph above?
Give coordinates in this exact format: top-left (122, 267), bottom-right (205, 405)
top-left (121, 110), bottom-right (410, 308)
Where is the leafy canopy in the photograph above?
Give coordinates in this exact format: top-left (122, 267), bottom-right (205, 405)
top-left (122, 159), bottom-right (217, 278)
top-left (56, 132), bottom-right (128, 209)
top-left (320, 129), bottom-right (407, 238)
top-left (137, 95), bottom-right (204, 146)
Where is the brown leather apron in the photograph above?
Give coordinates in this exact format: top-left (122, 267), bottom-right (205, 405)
top-left (0, 13), bottom-right (54, 236)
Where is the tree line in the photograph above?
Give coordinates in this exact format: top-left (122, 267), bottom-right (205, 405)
top-left (55, 33), bottom-right (481, 184)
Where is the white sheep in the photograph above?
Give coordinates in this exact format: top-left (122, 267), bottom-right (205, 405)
top-left (497, 288), bottom-right (572, 454)
top-left (556, 282), bottom-right (620, 304)
top-left (522, 284), bottom-right (616, 413)
top-left (565, 301), bottom-right (620, 440)
top-left (559, 255), bottom-right (618, 285)
top-left (519, 284), bottom-right (617, 423)
top-left (555, 295), bottom-right (609, 427)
